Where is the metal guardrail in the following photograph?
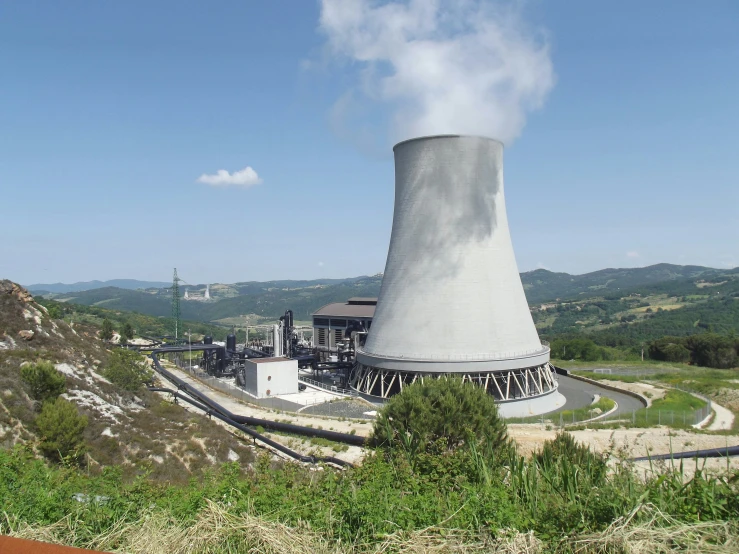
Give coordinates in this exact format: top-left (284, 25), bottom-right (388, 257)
top-left (299, 375), bottom-right (358, 397)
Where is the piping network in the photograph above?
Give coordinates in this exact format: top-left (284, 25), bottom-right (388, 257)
top-left (149, 347), bottom-right (367, 467)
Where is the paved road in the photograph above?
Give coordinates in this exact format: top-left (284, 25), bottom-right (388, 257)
top-left (552, 374), bottom-right (645, 417)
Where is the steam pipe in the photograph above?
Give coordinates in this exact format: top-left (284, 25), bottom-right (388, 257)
top-left (150, 348), bottom-right (368, 448)
top-left (148, 387), bottom-right (352, 467)
top-left (631, 446), bottom-right (739, 462)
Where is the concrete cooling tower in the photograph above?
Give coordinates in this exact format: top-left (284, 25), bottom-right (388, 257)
top-left (350, 135), bottom-right (564, 417)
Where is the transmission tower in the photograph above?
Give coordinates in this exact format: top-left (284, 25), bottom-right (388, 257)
top-left (172, 268), bottom-right (181, 341)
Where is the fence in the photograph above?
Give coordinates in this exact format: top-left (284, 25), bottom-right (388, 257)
top-left (298, 375), bottom-right (358, 397)
top-left (165, 353), bottom-right (304, 412)
top-left (507, 402), bottom-right (712, 429)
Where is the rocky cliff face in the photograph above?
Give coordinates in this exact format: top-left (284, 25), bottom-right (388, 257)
top-left (0, 280), bottom-right (254, 480)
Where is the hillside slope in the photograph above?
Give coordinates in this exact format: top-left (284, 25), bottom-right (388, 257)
top-left (27, 279), bottom-right (170, 294)
top-left (0, 280), bottom-right (254, 480)
top-left (45, 264), bottom-right (737, 325)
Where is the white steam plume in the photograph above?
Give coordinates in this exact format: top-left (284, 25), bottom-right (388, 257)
top-left (319, 0), bottom-right (555, 144)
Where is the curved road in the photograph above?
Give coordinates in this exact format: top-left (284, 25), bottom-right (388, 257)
top-left (552, 374), bottom-right (645, 418)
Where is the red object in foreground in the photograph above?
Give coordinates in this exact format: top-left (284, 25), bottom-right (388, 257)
top-left (0, 535), bottom-right (106, 553)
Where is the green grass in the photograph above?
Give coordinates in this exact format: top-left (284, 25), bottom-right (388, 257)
top-left (560, 396), bottom-right (616, 423)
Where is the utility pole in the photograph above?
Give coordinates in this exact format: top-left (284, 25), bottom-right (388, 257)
top-left (172, 268), bottom-right (181, 341)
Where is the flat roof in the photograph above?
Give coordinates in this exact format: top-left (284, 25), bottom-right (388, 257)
top-left (347, 297), bottom-right (378, 305)
top-left (313, 300), bottom-right (376, 318)
top-left (249, 357), bottom-right (293, 364)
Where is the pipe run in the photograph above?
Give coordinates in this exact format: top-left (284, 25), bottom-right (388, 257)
top-left (148, 387), bottom-right (352, 468)
top-left (150, 348), bottom-right (369, 448)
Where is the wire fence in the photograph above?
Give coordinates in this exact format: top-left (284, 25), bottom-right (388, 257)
top-left (165, 353), bottom-right (303, 412)
top-left (298, 375), bottom-right (358, 397)
top-left (507, 402), bottom-right (712, 429)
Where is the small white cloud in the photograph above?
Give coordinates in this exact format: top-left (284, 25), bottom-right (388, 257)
top-left (318, 261), bottom-right (325, 267)
top-left (197, 166), bottom-right (262, 188)
top-left (626, 251), bottom-right (640, 258)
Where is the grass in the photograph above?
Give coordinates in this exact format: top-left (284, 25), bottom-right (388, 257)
top-left (3, 431), bottom-right (738, 553)
top-left (560, 396), bottom-right (616, 423)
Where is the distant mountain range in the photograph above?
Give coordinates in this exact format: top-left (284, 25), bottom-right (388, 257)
top-left (32, 264), bottom-right (738, 325)
top-left (27, 279), bottom-right (171, 294)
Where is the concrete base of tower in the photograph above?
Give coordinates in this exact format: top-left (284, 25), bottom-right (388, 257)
top-left (349, 361), bottom-right (561, 410)
top-left (497, 388), bottom-right (566, 418)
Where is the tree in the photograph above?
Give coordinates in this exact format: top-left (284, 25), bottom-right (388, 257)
top-left (103, 349), bottom-right (154, 392)
top-left (20, 361), bottom-right (66, 405)
top-left (47, 304), bottom-right (62, 319)
top-left (120, 322), bottom-right (134, 343)
top-left (100, 318), bottom-right (114, 341)
top-left (35, 397), bottom-right (88, 464)
top-left (372, 377), bottom-right (510, 454)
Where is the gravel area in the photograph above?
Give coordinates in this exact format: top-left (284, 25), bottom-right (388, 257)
top-left (300, 399), bottom-right (378, 420)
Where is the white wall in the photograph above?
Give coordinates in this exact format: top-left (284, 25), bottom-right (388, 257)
top-left (243, 357), bottom-right (298, 398)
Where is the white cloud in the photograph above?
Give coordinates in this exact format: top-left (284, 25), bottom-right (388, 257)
top-left (318, 0), bottom-right (555, 144)
top-left (318, 261), bottom-right (325, 267)
top-left (626, 251), bottom-right (640, 258)
top-left (197, 166), bottom-right (262, 188)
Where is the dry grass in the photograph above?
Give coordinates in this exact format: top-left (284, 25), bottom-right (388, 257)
top-left (4, 501), bottom-right (738, 554)
top-left (566, 504), bottom-right (739, 554)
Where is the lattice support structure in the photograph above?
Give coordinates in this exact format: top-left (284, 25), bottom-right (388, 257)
top-left (172, 268), bottom-right (181, 341)
top-left (349, 362), bottom-right (558, 402)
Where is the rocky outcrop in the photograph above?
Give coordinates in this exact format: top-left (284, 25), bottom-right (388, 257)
top-left (0, 280), bottom-right (33, 303)
top-left (18, 330), bottom-right (35, 341)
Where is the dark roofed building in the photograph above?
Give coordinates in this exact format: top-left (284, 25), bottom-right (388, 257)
top-left (312, 298), bottom-right (377, 349)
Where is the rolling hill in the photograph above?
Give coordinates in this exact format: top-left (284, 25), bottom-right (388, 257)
top-left (41, 265), bottom-right (737, 326)
top-left (27, 279), bottom-right (170, 294)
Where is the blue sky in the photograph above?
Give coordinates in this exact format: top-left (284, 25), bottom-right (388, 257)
top-left (1, 0), bottom-right (737, 286)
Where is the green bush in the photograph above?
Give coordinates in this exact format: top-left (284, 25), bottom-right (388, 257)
top-left (103, 349), bottom-right (154, 392)
top-left (100, 318), bottom-right (114, 341)
top-left (120, 322), bottom-right (134, 343)
top-left (20, 361), bottom-right (66, 404)
top-left (372, 377), bottom-right (510, 454)
top-left (35, 398), bottom-right (88, 464)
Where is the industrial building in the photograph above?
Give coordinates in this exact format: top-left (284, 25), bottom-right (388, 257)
top-left (242, 357), bottom-right (298, 398)
top-left (312, 298), bottom-right (376, 350)
top-left (349, 135), bottom-right (564, 417)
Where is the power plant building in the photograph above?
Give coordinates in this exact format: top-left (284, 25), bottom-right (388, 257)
top-left (350, 135), bottom-right (563, 417)
top-left (312, 298), bottom-right (376, 350)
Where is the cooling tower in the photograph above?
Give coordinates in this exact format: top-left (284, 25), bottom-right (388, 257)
top-left (351, 135), bottom-right (563, 417)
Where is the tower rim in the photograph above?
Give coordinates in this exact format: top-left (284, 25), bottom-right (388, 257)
top-left (393, 134), bottom-right (505, 151)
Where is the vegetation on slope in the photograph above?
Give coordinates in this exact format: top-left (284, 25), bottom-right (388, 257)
top-left (1, 378), bottom-right (738, 552)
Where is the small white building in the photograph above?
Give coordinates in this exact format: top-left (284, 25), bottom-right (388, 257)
top-left (243, 357), bottom-right (298, 398)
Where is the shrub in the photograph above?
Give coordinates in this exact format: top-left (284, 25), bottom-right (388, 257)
top-left (372, 377), bottom-right (510, 454)
top-left (103, 349), bottom-right (154, 392)
top-left (100, 318), bottom-right (114, 341)
top-left (35, 398), bottom-right (88, 464)
top-left (20, 361), bottom-right (66, 404)
top-left (120, 322), bottom-right (134, 343)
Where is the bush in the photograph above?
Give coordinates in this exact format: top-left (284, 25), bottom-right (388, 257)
top-left (120, 322), bottom-right (134, 343)
top-left (372, 377), bottom-right (510, 454)
top-left (20, 361), bottom-right (66, 404)
top-left (103, 349), bottom-right (154, 392)
top-left (535, 432), bottom-right (606, 477)
top-left (100, 318), bottom-right (114, 341)
top-left (35, 398), bottom-right (88, 464)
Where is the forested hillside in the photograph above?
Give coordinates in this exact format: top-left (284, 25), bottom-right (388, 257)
top-left (43, 264), bottom-right (737, 326)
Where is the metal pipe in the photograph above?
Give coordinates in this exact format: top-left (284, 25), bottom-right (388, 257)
top-left (148, 387), bottom-right (352, 467)
top-left (150, 348), bottom-right (368, 448)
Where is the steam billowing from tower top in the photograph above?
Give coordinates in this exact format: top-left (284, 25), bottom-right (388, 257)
top-left (319, 0), bottom-right (555, 145)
